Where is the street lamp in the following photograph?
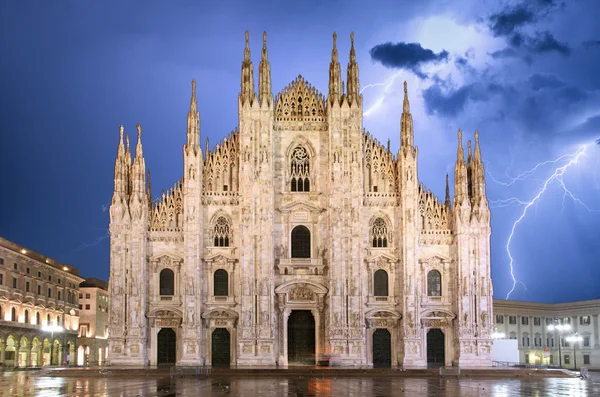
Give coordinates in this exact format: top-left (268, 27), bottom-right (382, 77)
top-left (566, 333), bottom-right (583, 370)
top-left (42, 324), bottom-right (64, 366)
top-left (548, 320), bottom-right (571, 368)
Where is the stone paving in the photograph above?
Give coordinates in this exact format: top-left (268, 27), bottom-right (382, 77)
top-left (1, 370), bottom-right (599, 396)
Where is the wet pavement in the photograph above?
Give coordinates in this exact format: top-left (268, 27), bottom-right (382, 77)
top-left (2, 371), bottom-right (600, 396)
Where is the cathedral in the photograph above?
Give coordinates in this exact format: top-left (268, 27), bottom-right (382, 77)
top-left (107, 31), bottom-right (494, 368)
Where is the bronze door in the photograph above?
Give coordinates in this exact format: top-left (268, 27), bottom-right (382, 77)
top-left (372, 328), bottom-right (391, 367)
top-left (211, 328), bottom-right (231, 367)
top-left (287, 310), bottom-right (315, 364)
top-left (427, 328), bottom-right (445, 365)
top-left (157, 328), bottom-right (176, 365)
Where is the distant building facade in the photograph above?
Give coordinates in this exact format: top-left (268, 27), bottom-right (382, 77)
top-left (0, 237), bottom-right (84, 367)
top-left (77, 278), bottom-right (109, 365)
top-left (108, 32), bottom-right (494, 368)
top-left (494, 299), bottom-right (600, 369)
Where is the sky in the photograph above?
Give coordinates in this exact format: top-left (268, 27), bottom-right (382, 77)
top-left (1, 0), bottom-right (599, 304)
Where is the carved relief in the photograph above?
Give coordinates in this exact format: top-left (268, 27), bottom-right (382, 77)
top-left (289, 287), bottom-right (314, 301)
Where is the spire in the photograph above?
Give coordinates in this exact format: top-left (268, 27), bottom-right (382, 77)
top-left (130, 124), bottom-right (146, 200)
top-left (240, 30), bottom-right (255, 106)
top-left (205, 137), bottom-right (209, 155)
top-left (346, 32), bottom-right (360, 106)
top-left (467, 140), bottom-right (473, 198)
top-left (328, 32), bottom-right (342, 106)
top-left (258, 31), bottom-right (272, 106)
top-left (147, 170), bottom-right (152, 215)
top-left (472, 130), bottom-right (487, 200)
top-left (445, 173), bottom-right (451, 207)
top-left (454, 129), bottom-right (468, 204)
top-left (135, 124), bottom-right (143, 159)
top-left (112, 125), bottom-right (127, 199)
top-left (186, 79), bottom-right (200, 152)
top-left (400, 81), bottom-right (414, 148)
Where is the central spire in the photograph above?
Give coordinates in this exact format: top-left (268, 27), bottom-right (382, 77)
top-left (258, 31), bottom-right (272, 107)
top-left (400, 82), bottom-right (414, 148)
top-left (328, 32), bottom-right (342, 106)
top-left (240, 30), bottom-right (255, 106)
top-left (186, 79), bottom-right (200, 152)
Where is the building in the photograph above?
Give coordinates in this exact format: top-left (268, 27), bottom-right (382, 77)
top-left (108, 31), bottom-right (494, 367)
top-left (493, 299), bottom-right (600, 369)
top-left (77, 278), bottom-right (109, 365)
top-left (0, 237), bottom-right (84, 367)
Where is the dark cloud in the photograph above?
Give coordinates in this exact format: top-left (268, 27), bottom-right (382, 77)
top-left (422, 82), bottom-right (504, 117)
top-left (489, 6), bottom-right (535, 37)
top-left (558, 114), bottom-right (600, 142)
top-left (369, 42), bottom-right (449, 78)
top-left (489, 47), bottom-right (519, 59)
top-left (528, 73), bottom-right (565, 90)
top-left (583, 40), bottom-right (600, 48)
top-left (529, 31), bottom-right (570, 55)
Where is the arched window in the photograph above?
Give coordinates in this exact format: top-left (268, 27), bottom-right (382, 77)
top-left (374, 270), bottom-right (388, 296)
top-left (427, 270), bottom-right (442, 297)
top-left (36, 312), bottom-right (41, 325)
top-left (11, 307), bottom-right (16, 321)
top-left (371, 218), bottom-right (389, 247)
top-left (290, 146), bottom-right (310, 192)
top-left (214, 269), bottom-right (229, 296)
top-left (213, 216), bottom-right (231, 247)
top-left (57, 315), bottom-right (61, 325)
top-left (47, 313), bottom-right (51, 325)
top-left (24, 310), bottom-right (29, 324)
top-left (291, 225), bottom-right (311, 258)
top-left (160, 269), bottom-right (175, 295)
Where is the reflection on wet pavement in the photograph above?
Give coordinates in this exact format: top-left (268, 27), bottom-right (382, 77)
top-left (2, 371), bottom-right (600, 396)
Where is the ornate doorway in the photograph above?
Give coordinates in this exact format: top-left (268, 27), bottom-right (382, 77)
top-left (426, 328), bottom-right (445, 365)
top-left (211, 328), bottom-right (231, 367)
top-left (157, 328), bottom-right (176, 365)
top-left (372, 329), bottom-right (391, 367)
top-left (287, 310), bottom-right (315, 364)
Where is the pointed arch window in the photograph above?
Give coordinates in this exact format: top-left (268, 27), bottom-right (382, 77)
top-left (214, 269), bottom-right (229, 296)
top-left (427, 270), bottom-right (442, 297)
top-left (160, 269), bottom-right (175, 296)
top-left (371, 218), bottom-right (389, 247)
top-left (290, 146), bottom-right (310, 192)
top-left (374, 270), bottom-right (389, 296)
top-left (291, 225), bottom-right (311, 258)
top-left (213, 216), bottom-right (231, 247)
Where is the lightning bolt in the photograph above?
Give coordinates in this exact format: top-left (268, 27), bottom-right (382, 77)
top-left (361, 71), bottom-right (403, 117)
top-left (489, 142), bottom-right (599, 299)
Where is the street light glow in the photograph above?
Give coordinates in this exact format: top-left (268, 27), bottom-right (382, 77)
top-left (42, 324), bottom-right (64, 333)
top-left (547, 323), bottom-right (571, 332)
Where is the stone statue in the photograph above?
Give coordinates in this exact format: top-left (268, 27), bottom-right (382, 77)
top-left (131, 306), bottom-right (138, 326)
top-left (186, 279), bottom-right (194, 296)
top-left (188, 309), bottom-right (195, 326)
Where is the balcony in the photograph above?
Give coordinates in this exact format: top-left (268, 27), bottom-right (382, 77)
top-left (366, 295), bottom-right (397, 307)
top-left (207, 295), bottom-right (236, 307)
top-left (277, 258), bottom-right (325, 276)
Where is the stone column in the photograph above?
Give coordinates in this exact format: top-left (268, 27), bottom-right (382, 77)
top-left (14, 341), bottom-right (21, 367)
top-left (593, 315), bottom-right (599, 348)
top-left (0, 340), bottom-right (5, 366)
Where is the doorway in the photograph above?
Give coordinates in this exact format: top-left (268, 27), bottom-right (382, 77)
top-left (372, 328), bottom-right (391, 367)
top-left (157, 328), bottom-right (176, 365)
top-left (287, 310), bottom-right (315, 365)
top-left (211, 328), bottom-right (231, 367)
top-left (426, 328), bottom-right (445, 365)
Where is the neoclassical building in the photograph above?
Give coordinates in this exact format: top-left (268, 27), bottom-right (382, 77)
top-left (108, 32), bottom-right (494, 367)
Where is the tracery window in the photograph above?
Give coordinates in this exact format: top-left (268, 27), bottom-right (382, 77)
top-left (371, 218), bottom-right (389, 247)
top-left (427, 270), bottom-right (442, 297)
top-left (374, 269), bottom-right (388, 296)
top-left (214, 269), bottom-right (229, 296)
top-left (160, 269), bottom-right (175, 296)
top-left (290, 146), bottom-right (310, 192)
top-left (291, 225), bottom-right (311, 258)
top-left (213, 216), bottom-right (231, 247)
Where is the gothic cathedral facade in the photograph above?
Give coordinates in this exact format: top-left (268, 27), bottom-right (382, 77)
top-left (108, 32), bottom-right (494, 367)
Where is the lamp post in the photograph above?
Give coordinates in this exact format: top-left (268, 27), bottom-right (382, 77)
top-left (42, 324), bottom-right (64, 366)
top-left (548, 320), bottom-right (571, 368)
top-left (566, 333), bottom-right (583, 370)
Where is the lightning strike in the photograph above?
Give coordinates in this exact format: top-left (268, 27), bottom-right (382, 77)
top-left (498, 142), bottom-right (598, 299)
top-left (361, 71), bottom-right (403, 117)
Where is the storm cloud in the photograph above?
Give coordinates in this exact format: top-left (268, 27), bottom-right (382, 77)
top-left (422, 82), bottom-right (504, 117)
top-left (369, 42), bottom-right (449, 78)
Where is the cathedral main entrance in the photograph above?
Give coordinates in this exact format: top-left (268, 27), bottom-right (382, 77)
top-left (372, 328), bottom-right (391, 367)
top-left (211, 328), bottom-right (231, 367)
top-left (157, 328), bottom-right (176, 365)
top-left (287, 310), bottom-right (315, 365)
top-left (426, 328), bottom-right (445, 365)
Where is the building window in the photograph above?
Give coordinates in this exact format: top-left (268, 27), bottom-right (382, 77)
top-left (584, 336), bottom-right (590, 347)
top-left (48, 275), bottom-right (52, 281)
top-left (496, 315), bottom-right (504, 324)
top-left (0, 274), bottom-right (3, 285)
top-left (522, 317), bottom-right (529, 325)
top-left (58, 279), bottom-right (61, 284)
top-left (563, 317), bottom-right (571, 324)
top-left (214, 269), bottom-right (229, 296)
top-left (85, 293), bottom-right (90, 299)
top-left (159, 269), bottom-right (175, 295)
top-left (79, 293), bottom-right (83, 299)
top-left (212, 216), bottom-right (231, 247)
top-left (26, 267), bottom-right (30, 274)
top-left (13, 263), bottom-right (17, 270)
top-left (584, 355), bottom-right (590, 365)
top-left (12, 277), bottom-right (17, 289)
top-left (580, 316), bottom-right (591, 325)
top-left (522, 335), bottom-right (529, 347)
top-left (546, 318), bottom-right (553, 325)
top-left (290, 146), bottom-right (310, 192)
top-left (371, 218), bottom-right (389, 248)
top-left (48, 288), bottom-right (52, 298)
top-left (564, 355), bottom-right (570, 365)
top-left (509, 316), bottom-right (516, 325)
top-left (25, 281), bottom-right (30, 292)
top-left (24, 310), bottom-right (29, 324)
top-left (79, 305), bottom-right (82, 310)
top-left (47, 314), bottom-right (51, 324)
top-left (36, 312), bottom-right (40, 325)
top-left (291, 225), bottom-right (311, 258)
top-left (509, 332), bottom-right (517, 340)
top-left (547, 336), bottom-right (554, 347)
top-left (373, 270), bottom-right (388, 296)
top-left (37, 285), bottom-right (41, 295)
top-left (534, 317), bottom-right (541, 326)
top-left (37, 271), bottom-right (41, 277)
top-left (0, 258), bottom-right (3, 265)
top-left (85, 304), bottom-right (90, 310)
top-left (11, 307), bottom-right (16, 321)
top-left (427, 270), bottom-right (442, 297)
top-left (58, 291), bottom-right (61, 300)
